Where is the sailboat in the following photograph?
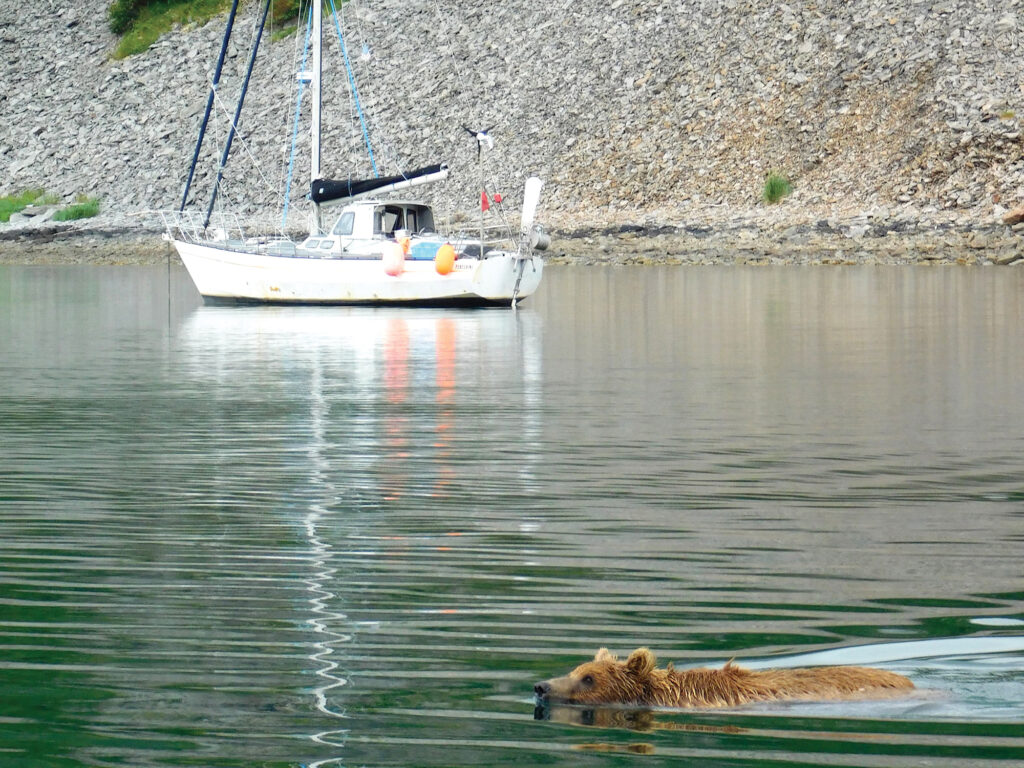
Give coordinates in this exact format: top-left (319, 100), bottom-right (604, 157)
top-left (163, 0), bottom-right (546, 307)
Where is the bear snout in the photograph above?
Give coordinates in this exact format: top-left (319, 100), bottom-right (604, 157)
top-left (535, 676), bottom-right (579, 702)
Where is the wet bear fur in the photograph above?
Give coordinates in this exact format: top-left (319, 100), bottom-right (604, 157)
top-left (534, 648), bottom-right (914, 708)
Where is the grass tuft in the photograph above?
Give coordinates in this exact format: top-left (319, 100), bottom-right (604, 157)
top-left (1, 190), bottom-right (100, 223)
top-left (54, 196), bottom-right (101, 222)
top-left (0, 189), bottom-right (46, 223)
top-left (762, 172), bottom-right (792, 204)
top-left (271, 24), bottom-right (297, 42)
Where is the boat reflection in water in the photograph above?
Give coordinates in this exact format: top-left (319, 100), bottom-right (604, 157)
top-left (177, 304), bottom-right (543, 765)
top-left (176, 305), bottom-right (544, 505)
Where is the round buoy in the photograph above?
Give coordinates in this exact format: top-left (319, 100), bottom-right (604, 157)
top-left (383, 242), bottom-right (405, 276)
top-left (435, 243), bottom-right (456, 275)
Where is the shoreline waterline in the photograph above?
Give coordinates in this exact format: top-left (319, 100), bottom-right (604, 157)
top-left (1, 210), bottom-right (1021, 267)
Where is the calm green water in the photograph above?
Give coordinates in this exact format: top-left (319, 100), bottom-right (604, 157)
top-left (1, 264), bottom-right (1023, 767)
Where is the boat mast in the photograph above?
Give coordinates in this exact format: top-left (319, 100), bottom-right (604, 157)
top-left (311, 0), bottom-right (323, 235)
top-left (464, 127), bottom-right (493, 258)
top-left (479, 150), bottom-right (485, 258)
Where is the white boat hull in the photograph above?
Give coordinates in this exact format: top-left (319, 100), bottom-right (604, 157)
top-left (173, 239), bottom-right (543, 306)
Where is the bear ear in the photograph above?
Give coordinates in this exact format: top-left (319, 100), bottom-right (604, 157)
top-left (626, 647), bottom-right (655, 679)
top-left (594, 647), bottom-right (617, 663)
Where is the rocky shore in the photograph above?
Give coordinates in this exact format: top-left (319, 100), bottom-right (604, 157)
top-left (0, 217), bottom-right (170, 266)
top-left (3, 1), bottom-right (1024, 267)
top-left (2, 207), bottom-right (1020, 267)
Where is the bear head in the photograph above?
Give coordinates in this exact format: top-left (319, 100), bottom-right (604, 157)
top-left (534, 648), bottom-right (657, 705)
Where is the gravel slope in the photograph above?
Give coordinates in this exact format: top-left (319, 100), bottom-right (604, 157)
top-left (2, 1), bottom-right (1023, 264)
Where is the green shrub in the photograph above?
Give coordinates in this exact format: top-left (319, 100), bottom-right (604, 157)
top-left (54, 196), bottom-right (101, 222)
top-left (108, 0), bottom-right (147, 34)
top-left (109, 1), bottom-right (344, 56)
top-left (273, 2), bottom-right (350, 27)
top-left (272, 0), bottom-right (303, 25)
top-left (110, 0), bottom-right (231, 58)
top-left (0, 188), bottom-right (45, 223)
top-left (762, 172), bottom-right (792, 204)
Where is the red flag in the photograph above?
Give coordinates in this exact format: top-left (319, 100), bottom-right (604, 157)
top-left (480, 190), bottom-right (490, 212)
top-left (493, 193), bottom-right (503, 204)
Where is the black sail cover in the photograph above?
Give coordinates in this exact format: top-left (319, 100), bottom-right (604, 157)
top-left (310, 164), bottom-right (447, 205)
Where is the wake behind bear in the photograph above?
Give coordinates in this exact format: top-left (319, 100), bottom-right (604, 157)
top-left (534, 648), bottom-right (914, 708)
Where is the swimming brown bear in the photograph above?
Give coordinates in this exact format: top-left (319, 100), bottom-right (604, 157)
top-left (534, 648), bottom-right (914, 708)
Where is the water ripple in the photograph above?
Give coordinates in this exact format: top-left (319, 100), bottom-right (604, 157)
top-left (2, 266), bottom-right (1024, 766)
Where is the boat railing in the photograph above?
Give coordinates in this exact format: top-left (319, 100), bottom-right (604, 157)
top-left (450, 223), bottom-right (517, 246)
top-left (158, 210), bottom-right (308, 244)
top-left (158, 210), bottom-right (251, 243)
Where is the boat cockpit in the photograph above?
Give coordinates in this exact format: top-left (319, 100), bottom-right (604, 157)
top-left (371, 203), bottom-right (436, 237)
top-left (298, 201), bottom-right (439, 257)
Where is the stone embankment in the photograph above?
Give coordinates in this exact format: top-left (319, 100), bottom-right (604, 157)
top-left (2, 1), bottom-right (1024, 265)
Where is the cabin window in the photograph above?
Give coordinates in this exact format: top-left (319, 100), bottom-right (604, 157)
top-left (331, 212), bottom-right (354, 236)
top-left (417, 207), bottom-right (435, 233)
top-left (374, 206), bottom-right (404, 236)
top-left (305, 239), bottom-right (321, 249)
top-left (319, 240), bottom-right (334, 250)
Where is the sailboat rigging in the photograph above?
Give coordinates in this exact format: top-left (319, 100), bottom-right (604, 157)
top-left (162, 0), bottom-right (546, 307)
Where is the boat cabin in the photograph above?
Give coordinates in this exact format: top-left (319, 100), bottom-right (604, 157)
top-left (299, 201), bottom-right (437, 257)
